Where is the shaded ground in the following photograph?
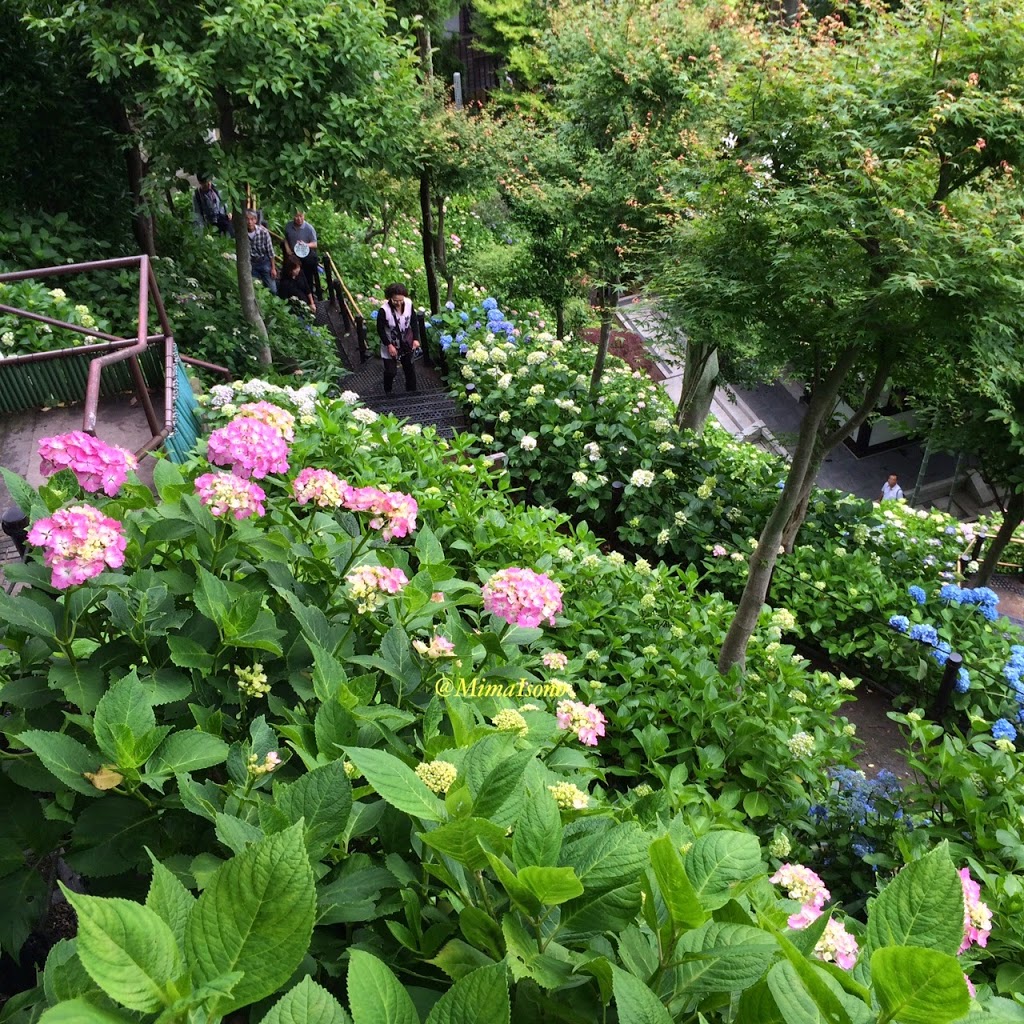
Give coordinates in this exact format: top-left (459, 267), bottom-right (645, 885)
top-left (580, 328), bottom-right (666, 382)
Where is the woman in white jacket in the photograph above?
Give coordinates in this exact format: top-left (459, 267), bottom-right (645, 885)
top-left (376, 283), bottom-right (421, 395)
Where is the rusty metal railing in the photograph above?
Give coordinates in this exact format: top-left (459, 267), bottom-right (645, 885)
top-left (0, 255), bottom-right (226, 459)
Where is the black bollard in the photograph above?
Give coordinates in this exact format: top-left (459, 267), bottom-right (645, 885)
top-left (2, 506), bottom-right (29, 560)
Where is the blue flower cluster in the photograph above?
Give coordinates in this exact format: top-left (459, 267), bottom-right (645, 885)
top-left (828, 766), bottom-right (903, 825)
top-left (938, 583), bottom-right (1000, 621)
top-left (889, 615), bottom-right (910, 633)
top-left (956, 667), bottom-right (971, 693)
top-left (1004, 646), bottom-right (1024, 706)
top-left (908, 585), bottom-right (927, 605)
top-left (992, 718), bottom-right (1017, 742)
top-left (908, 623), bottom-right (938, 646)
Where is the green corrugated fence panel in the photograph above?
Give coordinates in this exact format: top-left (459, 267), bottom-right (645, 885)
top-left (0, 344), bottom-right (166, 414)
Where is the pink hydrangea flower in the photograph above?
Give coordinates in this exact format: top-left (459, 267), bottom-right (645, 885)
top-left (207, 417), bottom-right (290, 479)
top-left (195, 472), bottom-right (266, 520)
top-left (237, 401), bottom-right (296, 441)
top-left (712, 544), bottom-right (728, 557)
top-left (293, 467), bottom-right (348, 507)
top-left (38, 431), bottom-right (138, 497)
top-left (345, 564), bottom-right (410, 613)
top-left (27, 504), bottom-right (127, 589)
top-left (814, 918), bottom-right (859, 970)
top-left (543, 651), bottom-right (568, 671)
top-left (555, 700), bottom-right (607, 746)
top-left (959, 868), bottom-right (992, 953)
top-left (413, 635), bottom-right (455, 659)
top-left (770, 864), bottom-right (830, 929)
top-left (340, 484), bottom-right (418, 541)
top-left (482, 567), bottom-right (563, 628)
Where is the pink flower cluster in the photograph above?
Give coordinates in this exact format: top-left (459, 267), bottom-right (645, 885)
top-left (345, 564), bottom-right (409, 613)
top-left (770, 864), bottom-right (858, 970)
top-left (344, 485), bottom-right (419, 542)
top-left (207, 418), bottom-right (290, 479)
top-left (292, 468), bottom-right (348, 508)
top-left (195, 472), bottom-right (266, 520)
top-left (238, 401), bottom-right (296, 441)
top-left (482, 567), bottom-right (563, 628)
top-left (556, 700), bottom-right (607, 746)
top-left (959, 868), bottom-right (992, 953)
top-left (27, 504), bottom-right (127, 589)
top-left (38, 431), bottom-right (138, 497)
top-left (413, 634), bottom-right (455, 659)
top-left (543, 651), bottom-right (568, 671)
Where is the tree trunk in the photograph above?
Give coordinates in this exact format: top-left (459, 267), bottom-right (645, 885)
top-left (973, 489), bottom-right (1024, 586)
top-left (111, 101), bottom-right (155, 258)
top-left (588, 286), bottom-right (614, 403)
top-left (717, 348), bottom-right (860, 675)
top-left (780, 467), bottom-right (819, 552)
top-left (676, 342), bottom-right (718, 433)
top-left (232, 207), bottom-right (272, 366)
top-left (415, 27), bottom-right (433, 82)
top-left (434, 194), bottom-right (454, 304)
top-left (555, 302), bottom-right (565, 340)
top-left (420, 170), bottom-right (440, 314)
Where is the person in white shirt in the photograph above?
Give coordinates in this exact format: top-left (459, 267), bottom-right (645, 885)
top-left (880, 474), bottom-right (904, 501)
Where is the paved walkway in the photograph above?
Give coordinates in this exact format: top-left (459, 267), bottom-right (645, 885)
top-left (617, 297), bottom-right (985, 514)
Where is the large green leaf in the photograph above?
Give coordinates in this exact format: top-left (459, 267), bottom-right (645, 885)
top-left (611, 965), bottom-right (673, 1024)
top-left (518, 866), bottom-right (584, 906)
top-left (145, 854), bottom-right (195, 950)
top-left (871, 947), bottom-right (970, 1024)
top-left (0, 588), bottom-right (57, 642)
top-left (48, 661), bottom-right (105, 713)
top-left (558, 881), bottom-right (644, 941)
top-left (344, 746), bottom-right (445, 822)
top-left (146, 731), bottom-right (229, 777)
top-left (562, 822), bottom-right (649, 892)
top-left (63, 889), bottom-right (181, 1013)
top-left (93, 673), bottom-right (157, 769)
top-left (512, 762), bottom-right (562, 869)
top-left (185, 822), bottom-right (315, 1014)
top-left (38, 999), bottom-right (134, 1023)
top-left (649, 835), bottom-right (707, 930)
top-left (18, 730), bottom-right (103, 797)
top-left (424, 961), bottom-right (510, 1024)
top-left (865, 844), bottom-right (964, 955)
top-left (471, 749), bottom-right (534, 825)
top-left (673, 921), bottom-right (778, 994)
top-left (259, 975), bottom-right (352, 1024)
top-left (193, 565), bottom-right (232, 627)
top-left (685, 831), bottom-right (762, 909)
top-left (274, 759), bottom-right (353, 859)
top-left (347, 949), bottom-right (419, 1024)
top-left (419, 817), bottom-right (508, 870)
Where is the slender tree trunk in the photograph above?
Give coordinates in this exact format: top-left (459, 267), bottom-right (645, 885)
top-left (111, 101), bottom-right (155, 258)
top-left (435, 194), bottom-right (454, 303)
top-left (588, 286), bottom-right (614, 403)
top-left (555, 302), bottom-right (565, 340)
top-left (232, 208), bottom-right (272, 366)
top-left (974, 490), bottom-right (1024, 586)
top-left (420, 170), bottom-right (440, 313)
top-left (676, 342), bottom-right (718, 433)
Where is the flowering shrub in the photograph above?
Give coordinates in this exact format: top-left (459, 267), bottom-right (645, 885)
top-left (194, 471), bottom-right (267, 520)
top-left (0, 280), bottom-right (108, 357)
top-left (38, 430), bottom-right (138, 496)
top-left (206, 416), bottom-right (291, 478)
top-left (481, 566), bottom-right (563, 627)
top-left (26, 503), bottom-right (127, 588)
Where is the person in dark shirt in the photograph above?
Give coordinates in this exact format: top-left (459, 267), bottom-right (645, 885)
top-left (277, 258), bottom-right (315, 311)
top-left (376, 282), bottom-right (420, 394)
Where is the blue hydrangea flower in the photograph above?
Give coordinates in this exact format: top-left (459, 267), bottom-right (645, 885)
top-left (908, 585), bottom-right (927, 605)
top-left (776, 480), bottom-right (786, 489)
top-left (487, 308), bottom-right (503, 323)
top-left (459, 343), bottom-right (469, 356)
top-left (992, 718), bottom-right (1017, 742)
top-left (944, 525), bottom-right (957, 535)
top-left (939, 583), bottom-right (963, 603)
top-left (431, 315), bottom-right (443, 325)
top-left (955, 668), bottom-right (971, 693)
top-left (851, 842), bottom-right (876, 858)
top-left (370, 308), bottom-right (379, 320)
top-left (440, 334), bottom-right (453, 350)
top-left (889, 615), bottom-right (910, 633)
top-left (455, 331), bottom-right (466, 343)
top-left (481, 297), bottom-right (498, 311)
top-left (459, 311), bottom-right (469, 323)
top-left (930, 640), bottom-right (952, 666)
top-left (444, 300), bottom-right (455, 311)
top-left (908, 623), bottom-right (938, 646)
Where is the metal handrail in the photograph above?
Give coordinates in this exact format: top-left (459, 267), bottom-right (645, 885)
top-left (0, 256), bottom-right (194, 458)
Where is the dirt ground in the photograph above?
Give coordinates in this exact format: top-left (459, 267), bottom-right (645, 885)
top-left (579, 328), bottom-right (666, 382)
